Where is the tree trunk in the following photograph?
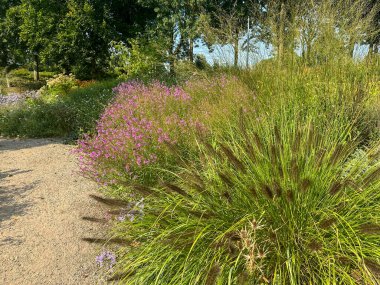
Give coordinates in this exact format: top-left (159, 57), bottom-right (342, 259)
top-left (33, 53), bottom-right (40, 81)
top-left (63, 65), bottom-right (71, 75)
top-left (233, 33), bottom-right (239, 67)
top-left (349, 41), bottom-right (355, 58)
top-left (189, 38), bottom-right (194, 63)
top-left (278, 3), bottom-right (285, 62)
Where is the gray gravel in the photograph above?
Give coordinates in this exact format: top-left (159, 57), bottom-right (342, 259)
top-left (0, 138), bottom-right (107, 284)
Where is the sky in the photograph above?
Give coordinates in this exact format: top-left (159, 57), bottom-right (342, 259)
top-left (193, 38), bottom-right (371, 67)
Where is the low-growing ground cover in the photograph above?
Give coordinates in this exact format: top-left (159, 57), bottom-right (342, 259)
top-left (76, 58), bottom-right (380, 284)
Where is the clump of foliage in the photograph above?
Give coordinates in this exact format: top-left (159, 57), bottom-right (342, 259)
top-left (0, 79), bottom-right (118, 138)
top-left (109, 106), bottom-right (380, 284)
top-left (42, 73), bottom-right (79, 98)
top-left (76, 81), bottom-right (197, 187)
top-left (109, 39), bottom-right (168, 81)
top-left (75, 76), bottom-right (255, 189)
top-left (77, 55), bottom-right (380, 283)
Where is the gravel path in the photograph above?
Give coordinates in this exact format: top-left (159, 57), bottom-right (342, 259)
top-left (0, 138), bottom-right (106, 285)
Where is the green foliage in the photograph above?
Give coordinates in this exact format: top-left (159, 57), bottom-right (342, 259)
top-left (109, 39), bottom-right (168, 81)
top-left (0, 79), bottom-right (118, 138)
top-left (80, 55), bottom-right (380, 283)
top-left (112, 114), bottom-right (380, 284)
top-left (41, 73), bottom-right (79, 99)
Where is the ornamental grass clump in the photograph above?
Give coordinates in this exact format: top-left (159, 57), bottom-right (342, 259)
top-left (109, 108), bottom-right (380, 284)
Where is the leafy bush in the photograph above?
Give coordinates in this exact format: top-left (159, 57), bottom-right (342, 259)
top-left (0, 98), bottom-right (74, 137)
top-left (42, 73), bottom-right (79, 98)
top-left (0, 79), bottom-right (118, 138)
top-left (109, 39), bottom-right (168, 81)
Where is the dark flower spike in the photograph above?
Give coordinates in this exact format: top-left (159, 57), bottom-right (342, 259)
top-left (308, 240), bottom-right (322, 252)
top-left (363, 166), bottom-right (380, 187)
top-left (82, 237), bottom-right (129, 245)
top-left (316, 149), bottom-right (326, 167)
top-left (262, 184), bottom-right (274, 199)
top-left (205, 264), bottom-right (221, 285)
top-left (89, 194), bottom-right (129, 207)
top-left (161, 182), bottom-right (191, 198)
top-left (292, 129), bottom-right (301, 153)
top-left (336, 256), bottom-right (351, 265)
top-left (329, 181), bottom-right (344, 195)
top-left (82, 216), bottom-right (108, 223)
top-left (277, 164), bottom-right (284, 178)
top-left (243, 139), bottom-right (256, 163)
top-left (300, 178), bottom-right (312, 192)
top-left (273, 182), bottom-right (283, 197)
top-left (286, 190), bottom-right (294, 202)
top-left (252, 131), bottom-right (264, 152)
top-left (220, 143), bottom-right (245, 172)
top-left (329, 144), bottom-right (345, 165)
top-left (270, 144), bottom-right (278, 164)
top-left (131, 184), bottom-right (157, 197)
top-left (290, 158), bottom-right (300, 181)
top-left (364, 258), bottom-right (380, 277)
top-left (218, 172), bottom-right (234, 187)
top-left (359, 223), bottom-right (380, 235)
top-left (319, 217), bottom-right (336, 229)
top-left (223, 192), bottom-right (233, 204)
top-left (249, 186), bottom-right (258, 198)
top-left (274, 125), bottom-right (281, 144)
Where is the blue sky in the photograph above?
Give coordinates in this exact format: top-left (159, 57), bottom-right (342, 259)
top-left (193, 39), bottom-right (371, 67)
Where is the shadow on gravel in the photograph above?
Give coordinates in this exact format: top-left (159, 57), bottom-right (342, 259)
top-left (0, 177), bottom-right (38, 226)
top-left (0, 169), bottom-right (32, 180)
top-left (0, 138), bottom-right (63, 152)
top-left (0, 235), bottom-right (24, 246)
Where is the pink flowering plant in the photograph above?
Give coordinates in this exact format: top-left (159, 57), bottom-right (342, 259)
top-left (76, 81), bottom-right (201, 188)
top-left (76, 76), bottom-right (256, 190)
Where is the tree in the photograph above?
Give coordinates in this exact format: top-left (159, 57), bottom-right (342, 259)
top-left (16, 0), bottom-right (65, 80)
top-left (51, 0), bottom-right (113, 78)
top-left (0, 0), bottom-right (22, 67)
top-left (138, 0), bottom-right (210, 74)
top-left (364, 0), bottom-right (380, 54)
top-left (203, 0), bottom-right (262, 67)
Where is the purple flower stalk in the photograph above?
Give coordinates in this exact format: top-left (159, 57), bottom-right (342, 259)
top-left (96, 251), bottom-right (116, 269)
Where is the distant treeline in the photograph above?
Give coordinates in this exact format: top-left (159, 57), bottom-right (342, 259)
top-left (0, 0), bottom-right (378, 80)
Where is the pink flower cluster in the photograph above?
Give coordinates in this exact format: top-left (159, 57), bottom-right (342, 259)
top-left (76, 81), bottom-right (198, 186)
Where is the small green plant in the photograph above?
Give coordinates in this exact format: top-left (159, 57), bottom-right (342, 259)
top-left (42, 73), bottom-right (79, 99)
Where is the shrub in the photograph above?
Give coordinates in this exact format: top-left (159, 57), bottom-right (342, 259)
top-left (0, 79), bottom-right (118, 138)
top-left (41, 73), bottom-right (79, 99)
top-left (109, 109), bottom-right (380, 284)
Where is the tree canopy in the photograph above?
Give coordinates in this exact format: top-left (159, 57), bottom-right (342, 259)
top-left (0, 0), bottom-right (378, 79)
